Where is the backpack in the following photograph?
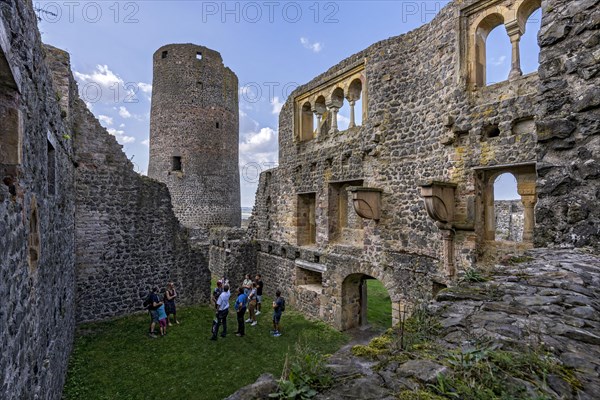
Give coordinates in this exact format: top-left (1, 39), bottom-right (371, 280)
top-left (143, 293), bottom-right (152, 308)
top-left (280, 297), bottom-right (285, 312)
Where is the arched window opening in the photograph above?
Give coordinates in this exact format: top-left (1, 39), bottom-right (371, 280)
top-left (338, 99), bottom-right (351, 131)
top-left (329, 88), bottom-right (344, 134)
top-left (300, 102), bottom-right (313, 141)
top-left (485, 24), bottom-right (512, 85)
top-left (519, 7), bottom-right (541, 75)
top-left (347, 79), bottom-right (363, 127)
top-left (314, 96), bottom-right (327, 137)
top-left (493, 173), bottom-right (523, 242)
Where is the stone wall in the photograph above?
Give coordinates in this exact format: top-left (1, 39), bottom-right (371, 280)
top-left (495, 200), bottom-right (524, 242)
top-left (535, 0), bottom-right (600, 248)
top-left (148, 44), bottom-right (240, 232)
top-left (0, 2), bottom-right (76, 399)
top-left (208, 227), bottom-right (257, 288)
top-left (73, 74), bottom-right (211, 323)
top-left (243, 0), bottom-right (600, 330)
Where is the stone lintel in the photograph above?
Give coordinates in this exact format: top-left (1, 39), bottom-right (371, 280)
top-left (295, 259), bottom-right (327, 273)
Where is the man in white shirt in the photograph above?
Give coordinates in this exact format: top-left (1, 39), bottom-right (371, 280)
top-left (211, 284), bottom-right (230, 340)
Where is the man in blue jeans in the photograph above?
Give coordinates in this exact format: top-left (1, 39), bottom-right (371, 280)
top-left (148, 286), bottom-right (163, 339)
top-left (211, 284), bottom-right (230, 340)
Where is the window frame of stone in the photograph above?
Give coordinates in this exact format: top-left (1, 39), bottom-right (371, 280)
top-left (0, 34), bottom-right (23, 180)
top-left (293, 63), bottom-right (367, 142)
top-left (460, 0), bottom-right (542, 89)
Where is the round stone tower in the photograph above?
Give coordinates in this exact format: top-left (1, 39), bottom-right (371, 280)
top-left (148, 43), bottom-right (241, 230)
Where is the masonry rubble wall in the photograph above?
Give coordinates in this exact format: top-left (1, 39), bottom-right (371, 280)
top-left (72, 71), bottom-right (210, 323)
top-left (0, 3), bottom-right (76, 399)
top-left (534, 0), bottom-right (600, 248)
top-left (148, 44), bottom-right (241, 232)
top-left (238, 0), bottom-right (600, 330)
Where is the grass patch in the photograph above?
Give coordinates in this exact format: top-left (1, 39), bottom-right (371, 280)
top-left (63, 302), bottom-right (347, 400)
top-left (366, 279), bottom-right (392, 330)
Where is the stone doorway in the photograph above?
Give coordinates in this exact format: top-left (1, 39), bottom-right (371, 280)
top-left (340, 274), bottom-right (391, 331)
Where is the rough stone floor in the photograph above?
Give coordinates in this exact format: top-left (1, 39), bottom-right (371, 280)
top-left (316, 248), bottom-right (600, 400)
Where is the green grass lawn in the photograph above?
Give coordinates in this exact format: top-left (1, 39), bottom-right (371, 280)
top-left (63, 300), bottom-right (348, 400)
top-left (366, 279), bottom-right (392, 330)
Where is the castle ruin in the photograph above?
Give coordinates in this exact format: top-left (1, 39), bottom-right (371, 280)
top-left (0, 0), bottom-right (599, 398)
top-left (148, 44), bottom-right (241, 233)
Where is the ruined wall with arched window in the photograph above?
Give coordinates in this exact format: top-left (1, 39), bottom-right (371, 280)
top-left (216, 0), bottom-right (598, 332)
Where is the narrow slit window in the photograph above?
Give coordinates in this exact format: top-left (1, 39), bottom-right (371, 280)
top-left (196, 52), bottom-right (203, 60)
top-left (47, 140), bottom-right (56, 195)
top-left (172, 156), bottom-right (182, 171)
top-left (216, 122), bottom-right (220, 129)
top-left (161, 51), bottom-right (168, 59)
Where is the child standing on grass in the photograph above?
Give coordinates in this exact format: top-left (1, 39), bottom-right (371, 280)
top-left (157, 300), bottom-right (168, 337)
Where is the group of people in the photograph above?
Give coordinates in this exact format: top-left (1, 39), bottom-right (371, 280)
top-left (145, 282), bottom-right (179, 338)
top-left (144, 275), bottom-right (285, 341)
top-left (211, 274), bottom-right (285, 340)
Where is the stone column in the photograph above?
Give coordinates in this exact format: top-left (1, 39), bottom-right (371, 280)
top-left (348, 100), bottom-right (356, 129)
top-left (517, 179), bottom-right (537, 243)
top-left (328, 106), bottom-right (339, 134)
top-left (509, 34), bottom-right (523, 79)
top-left (313, 111), bottom-right (323, 137)
top-left (521, 195), bottom-right (536, 242)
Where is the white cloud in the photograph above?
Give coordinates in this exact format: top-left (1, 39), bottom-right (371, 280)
top-left (300, 37), bottom-right (323, 53)
top-left (490, 55), bottom-right (507, 66)
top-left (98, 115), bottom-right (113, 126)
top-left (138, 82), bottom-right (152, 93)
top-left (107, 128), bottom-right (135, 144)
top-left (271, 96), bottom-right (284, 114)
top-left (74, 65), bottom-right (151, 104)
top-left (119, 123), bottom-right (125, 128)
top-left (118, 106), bottom-right (132, 118)
top-left (141, 139), bottom-right (150, 146)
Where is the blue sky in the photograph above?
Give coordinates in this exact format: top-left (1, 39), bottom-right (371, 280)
top-left (36, 1), bottom-right (540, 206)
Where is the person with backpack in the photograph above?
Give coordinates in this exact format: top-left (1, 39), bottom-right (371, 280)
top-left (144, 287), bottom-right (163, 338)
top-left (211, 284), bottom-right (230, 341)
top-left (271, 289), bottom-right (285, 337)
top-left (234, 287), bottom-right (248, 337)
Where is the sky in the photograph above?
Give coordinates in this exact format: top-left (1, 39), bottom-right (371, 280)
top-left (35, 1), bottom-right (541, 206)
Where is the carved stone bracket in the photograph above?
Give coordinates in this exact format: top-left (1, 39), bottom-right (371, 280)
top-left (420, 181), bottom-right (457, 277)
top-left (347, 187), bottom-right (382, 221)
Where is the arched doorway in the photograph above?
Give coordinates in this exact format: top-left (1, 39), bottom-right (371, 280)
top-left (341, 273), bottom-right (392, 331)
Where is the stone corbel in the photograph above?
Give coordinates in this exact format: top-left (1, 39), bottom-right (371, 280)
top-left (420, 181), bottom-right (457, 277)
top-left (347, 187), bottom-right (382, 221)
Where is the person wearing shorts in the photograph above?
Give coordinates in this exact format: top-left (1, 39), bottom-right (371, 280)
top-left (147, 286), bottom-right (162, 339)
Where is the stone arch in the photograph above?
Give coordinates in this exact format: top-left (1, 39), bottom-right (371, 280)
top-left (313, 95), bottom-right (328, 136)
top-left (473, 12), bottom-right (506, 87)
top-left (335, 263), bottom-right (400, 331)
top-left (515, 0), bottom-right (542, 33)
